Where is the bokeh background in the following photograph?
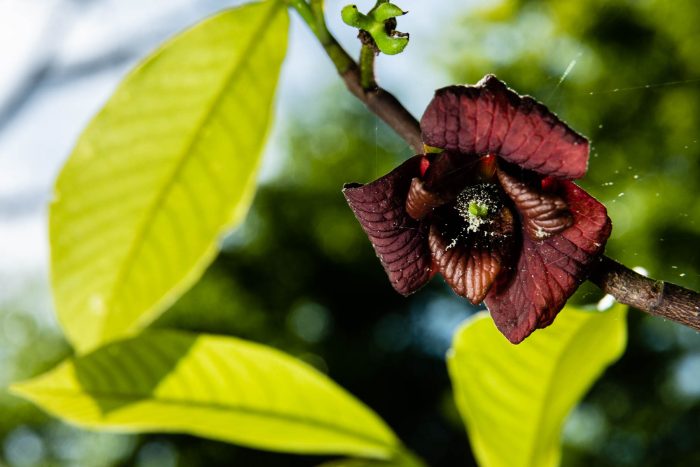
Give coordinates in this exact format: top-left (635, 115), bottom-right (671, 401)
top-left (1, 0), bottom-right (700, 465)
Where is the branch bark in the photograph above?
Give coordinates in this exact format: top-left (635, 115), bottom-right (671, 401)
top-left (589, 256), bottom-right (700, 328)
top-left (288, 1), bottom-right (422, 153)
top-left (339, 64), bottom-right (423, 153)
top-left (288, 1), bottom-right (700, 332)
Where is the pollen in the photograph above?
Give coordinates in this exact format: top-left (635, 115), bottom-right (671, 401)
top-left (455, 183), bottom-right (500, 234)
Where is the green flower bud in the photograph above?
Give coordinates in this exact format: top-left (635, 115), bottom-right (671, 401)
top-left (341, 1), bottom-right (409, 55)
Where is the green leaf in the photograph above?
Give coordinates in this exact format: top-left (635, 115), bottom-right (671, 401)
top-left (319, 450), bottom-right (425, 467)
top-left (11, 330), bottom-right (399, 459)
top-left (50, 1), bottom-right (289, 353)
top-left (447, 303), bottom-right (627, 467)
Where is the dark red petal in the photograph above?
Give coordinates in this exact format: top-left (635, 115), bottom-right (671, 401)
top-left (418, 150), bottom-right (483, 208)
top-left (428, 224), bottom-right (503, 305)
top-left (343, 156), bottom-right (433, 295)
top-left (497, 168), bottom-right (573, 240)
top-left (484, 181), bottom-right (612, 343)
top-left (421, 75), bottom-right (589, 179)
top-left (405, 177), bottom-right (446, 220)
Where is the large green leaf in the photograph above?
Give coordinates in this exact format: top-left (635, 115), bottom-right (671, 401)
top-left (50, 1), bottom-right (289, 352)
top-left (447, 303), bottom-right (627, 467)
top-left (11, 330), bottom-right (399, 459)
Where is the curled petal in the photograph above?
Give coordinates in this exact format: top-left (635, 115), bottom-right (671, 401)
top-left (421, 74), bottom-right (589, 179)
top-left (497, 168), bottom-right (573, 240)
top-left (485, 181), bottom-right (612, 343)
top-left (406, 177), bottom-right (446, 220)
top-left (428, 224), bottom-right (502, 304)
top-left (343, 156), bottom-right (432, 295)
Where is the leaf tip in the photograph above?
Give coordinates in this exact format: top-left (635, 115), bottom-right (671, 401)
top-left (7, 380), bottom-right (34, 400)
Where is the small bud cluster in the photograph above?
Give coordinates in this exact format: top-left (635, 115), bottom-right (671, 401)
top-left (341, 1), bottom-right (409, 55)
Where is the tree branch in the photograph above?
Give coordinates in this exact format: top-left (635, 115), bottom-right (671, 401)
top-left (589, 256), bottom-right (700, 329)
top-left (359, 43), bottom-right (377, 90)
top-left (339, 64), bottom-right (423, 152)
top-left (288, 0), bottom-right (422, 153)
top-left (288, 1), bottom-right (700, 331)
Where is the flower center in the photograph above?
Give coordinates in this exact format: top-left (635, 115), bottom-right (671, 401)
top-left (437, 183), bottom-right (514, 251)
top-left (455, 183), bottom-right (501, 234)
top-left (468, 201), bottom-right (490, 219)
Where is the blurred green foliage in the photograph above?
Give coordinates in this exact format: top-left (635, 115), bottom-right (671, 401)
top-left (2, 0), bottom-right (700, 465)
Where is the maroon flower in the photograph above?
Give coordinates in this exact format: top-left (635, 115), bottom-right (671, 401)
top-left (343, 75), bottom-right (611, 343)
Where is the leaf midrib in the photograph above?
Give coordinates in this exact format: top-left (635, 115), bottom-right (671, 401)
top-left (20, 386), bottom-right (395, 452)
top-left (522, 313), bottom-right (601, 467)
top-left (101, 2), bottom-right (283, 341)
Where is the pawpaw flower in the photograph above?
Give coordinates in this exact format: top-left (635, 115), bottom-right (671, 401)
top-left (343, 75), bottom-right (611, 343)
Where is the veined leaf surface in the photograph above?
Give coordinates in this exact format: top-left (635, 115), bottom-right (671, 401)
top-left (11, 330), bottom-right (399, 459)
top-left (50, 1), bottom-right (289, 352)
top-left (448, 303), bottom-right (627, 467)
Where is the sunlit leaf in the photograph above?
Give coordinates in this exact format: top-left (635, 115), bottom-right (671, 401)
top-left (50, 1), bottom-right (289, 352)
top-left (447, 302), bottom-right (627, 467)
top-left (11, 330), bottom-right (399, 459)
